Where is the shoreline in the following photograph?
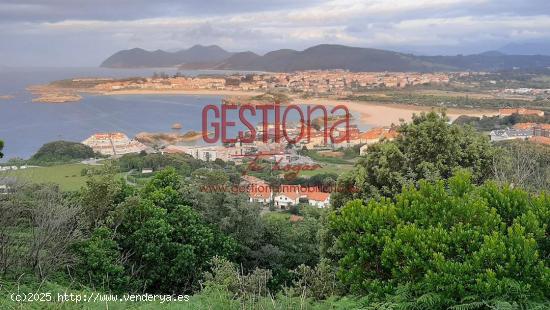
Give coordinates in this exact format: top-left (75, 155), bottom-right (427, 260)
top-left (26, 84), bottom-right (499, 127)
top-left (99, 89), bottom-right (264, 97)
top-left (295, 97), bottom-right (499, 127)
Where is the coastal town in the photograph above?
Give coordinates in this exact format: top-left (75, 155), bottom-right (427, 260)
top-left (90, 70), bottom-right (452, 94)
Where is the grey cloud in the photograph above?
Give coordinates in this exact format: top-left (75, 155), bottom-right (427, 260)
top-left (1, 0), bottom-right (550, 66)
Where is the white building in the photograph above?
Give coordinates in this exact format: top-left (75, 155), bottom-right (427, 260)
top-left (82, 133), bottom-right (147, 156)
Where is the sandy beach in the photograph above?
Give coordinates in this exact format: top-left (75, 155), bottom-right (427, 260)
top-left (296, 98), bottom-right (498, 127)
top-left (102, 90), bottom-right (499, 127)
top-left (28, 83), bottom-right (498, 127)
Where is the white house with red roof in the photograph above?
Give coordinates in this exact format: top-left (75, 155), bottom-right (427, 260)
top-left (304, 190), bottom-right (331, 208)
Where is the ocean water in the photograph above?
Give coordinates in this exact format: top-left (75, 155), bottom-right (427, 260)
top-left (0, 67), bottom-right (366, 161)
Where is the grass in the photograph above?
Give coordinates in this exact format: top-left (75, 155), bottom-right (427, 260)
top-left (0, 164), bottom-right (115, 191)
top-left (299, 163), bottom-right (354, 177)
top-left (0, 280), bottom-right (362, 310)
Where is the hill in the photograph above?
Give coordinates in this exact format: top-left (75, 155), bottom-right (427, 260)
top-left (212, 44), bottom-right (450, 72)
top-left (101, 44), bottom-right (550, 72)
top-left (100, 44), bottom-right (233, 68)
top-left (498, 42), bottom-right (550, 56)
top-left (28, 141), bottom-right (96, 165)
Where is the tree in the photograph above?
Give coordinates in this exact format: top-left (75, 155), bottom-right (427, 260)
top-left (3, 184), bottom-right (81, 278)
top-left (94, 168), bottom-right (237, 293)
top-left (0, 139), bottom-right (3, 158)
top-left (80, 165), bottom-right (133, 230)
top-left (492, 140), bottom-right (550, 193)
top-left (73, 227), bottom-right (129, 292)
top-left (332, 111), bottom-right (495, 207)
top-left (329, 172), bottom-right (549, 307)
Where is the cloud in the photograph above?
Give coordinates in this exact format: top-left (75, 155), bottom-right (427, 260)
top-left (1, 0), bottom-right (549, 66)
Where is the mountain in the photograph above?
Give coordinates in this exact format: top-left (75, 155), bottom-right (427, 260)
top-left (419, 53), bottom-right (550, 71)
top-left (498, 42), bottom-right (550, 56)
top-left (100, 45), bottom-right (233, 68)
top-left (101, 44), bottom-right (550, 71)
top-left (212, 45), bottom-right (452, 72)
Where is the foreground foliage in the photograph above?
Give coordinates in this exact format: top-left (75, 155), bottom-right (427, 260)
top-left (329, 172), bottom-right (550, 308)
top-left (332, 112), bottom-right (495, 207)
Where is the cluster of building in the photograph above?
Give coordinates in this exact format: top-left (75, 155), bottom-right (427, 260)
top-left (89, 70), bottom-right (451, 95)
top-left (490, 123), bottom-right (550, 145)
top-left (491, 108), bottom-right (550, 145)
top-left (500, 88), bottom-right (550, 96)
top-left (159, 124), bottom-right (398, 164)
top-left (241, 175), bottom-right (331, 208)
top-left (82, 133), bottom-right (148, 156)
top-left (0, 165), bottom-right (30, 172)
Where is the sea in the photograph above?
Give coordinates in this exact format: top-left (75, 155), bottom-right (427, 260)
top-left (0, 67), bottom-right (366, 162)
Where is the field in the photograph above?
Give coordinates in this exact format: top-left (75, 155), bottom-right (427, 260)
top-left (1, 164), bottom-right (99, 191)
top-left (299, 163), bottom-right (354, 177)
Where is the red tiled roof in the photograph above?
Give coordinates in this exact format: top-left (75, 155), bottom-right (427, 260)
top-left (529, 136), bottom-right (550, 145)
top-left (359, 127), bottom-right (385, 140)
top-left (249, 186), bottom-right (272, 199)
top-left (305, 190), bottom-right (330, 202)
top-left (513, 123), bottom-right (536, 130)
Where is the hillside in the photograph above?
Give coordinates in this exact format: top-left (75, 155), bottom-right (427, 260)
top-left (100, 44), bottom-right (233, 68)
top-left (213, 44), bottom-right (450, 72)
top-left (101, 44), bottom-right (550, 72)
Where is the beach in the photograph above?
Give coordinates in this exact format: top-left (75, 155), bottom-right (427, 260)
top-left (297, 98), bottom-right (499, 127)
top-left (98, 89), bottom-right (498, 127)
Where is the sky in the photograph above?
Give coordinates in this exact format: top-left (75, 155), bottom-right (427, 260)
top-left (1, 0), bottom-right (550, 67)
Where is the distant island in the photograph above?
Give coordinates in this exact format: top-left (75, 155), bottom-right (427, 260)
top-left (100, 44), bottom-right (550, 72)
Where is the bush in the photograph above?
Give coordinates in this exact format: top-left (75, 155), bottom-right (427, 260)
top-left (329, 172), bottom-right (549, 308)
top-left (73, 227), bottom-right (129, 292)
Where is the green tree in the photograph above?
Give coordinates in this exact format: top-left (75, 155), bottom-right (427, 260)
top-left (329, 172), bottom-right (549, 308)
top-left (0, 139), bottom-right (3, 158)
top-left (80, 166), bottom-right (133, 230)
top-left (73, 227), bottom-right (129, 292)
top-left (109, 168), bottom-right (236, 293)
top-left (332, 111), bottom-right (495, 207)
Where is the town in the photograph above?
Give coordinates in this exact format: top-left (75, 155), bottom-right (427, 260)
top-left (83, 70), bottom-right (452, 94)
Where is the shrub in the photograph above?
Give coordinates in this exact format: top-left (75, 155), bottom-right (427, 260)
top-left (329, 172), bottom-right (549, 308)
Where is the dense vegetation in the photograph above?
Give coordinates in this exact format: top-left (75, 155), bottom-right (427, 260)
top-left (453, 113), bottom-right (550, 132)
top-left (329, 172), bottom-right (549, 308)
top-left (332, 112), bottom-right (495, 207)
top-left (28, 140), bottom-right (96, 165)
top-left (347, 92), bottom-right (549, 108)
top-left (0, 112), bottom-right (548, 309)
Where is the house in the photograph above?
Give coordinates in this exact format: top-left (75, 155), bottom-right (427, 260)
top-left (274, 190), bottom-right (301, 208)
top-left (82, 132), bottom-right (147, 156)
top-left (141, 168), bottom-right (153, 174)
top-left (249, 186), bottom-right (272, 204)
top-left (359, 127), bottom-right (398, 145)
top-left (304, 190), bottom-right (331, 208)
top-left (489, 128), bottom-right (532, 142)
top-left (242, 175), bottom-right (273, 204)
